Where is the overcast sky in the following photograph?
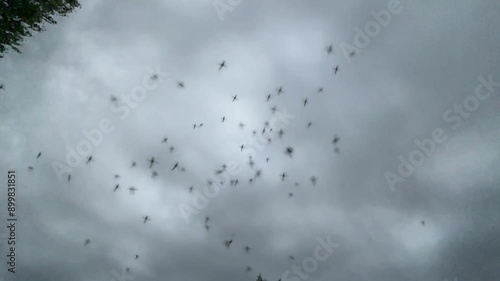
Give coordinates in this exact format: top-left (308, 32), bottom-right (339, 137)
top-left (1, 0), bottom-right (500, 280)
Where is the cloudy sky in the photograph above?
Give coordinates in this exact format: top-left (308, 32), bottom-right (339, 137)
top-left (1, 0), bottom-right (500, 280)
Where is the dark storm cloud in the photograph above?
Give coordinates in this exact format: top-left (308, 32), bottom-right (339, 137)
top-left (0, 0), bottom-right (499, 280)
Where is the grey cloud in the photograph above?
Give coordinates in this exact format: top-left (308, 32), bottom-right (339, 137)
top-left (0, 0), bottom-right (499, 280)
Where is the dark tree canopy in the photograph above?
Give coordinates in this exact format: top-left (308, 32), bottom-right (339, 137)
top-left (0, 0), bottom-right (81, 57)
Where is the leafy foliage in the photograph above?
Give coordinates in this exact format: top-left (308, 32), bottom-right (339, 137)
top-left (0, 0), bottom-right (80, 57)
